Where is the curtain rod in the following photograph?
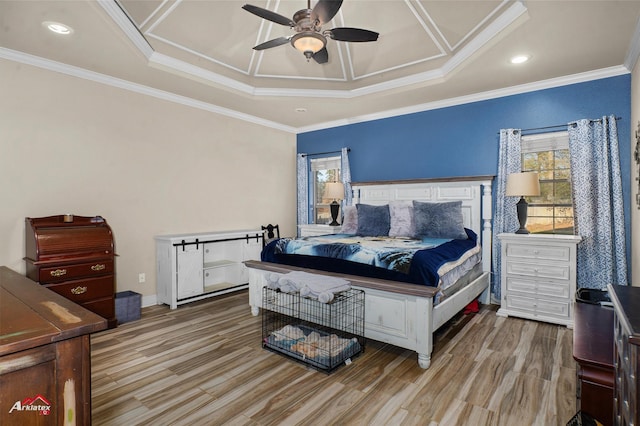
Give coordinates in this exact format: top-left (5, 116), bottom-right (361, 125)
top-left (499, 116), bottom-right (622, 135)
top-left (300, 148), bottom-right (350, 158)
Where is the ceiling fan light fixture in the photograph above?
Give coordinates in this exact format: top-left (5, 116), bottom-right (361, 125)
top-left (292, 31), bottom-right (326, 57)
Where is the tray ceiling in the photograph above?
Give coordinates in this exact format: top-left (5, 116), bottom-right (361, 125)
top-left (1, 1), bottom-right (640, 131)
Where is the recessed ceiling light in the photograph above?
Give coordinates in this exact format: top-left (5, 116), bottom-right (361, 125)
top-left (43, 21), bottom-right (74, 35)
top-left (510, 55), bottom-right (530, 64)
top-left (295, 108), bottom-right (307, 113)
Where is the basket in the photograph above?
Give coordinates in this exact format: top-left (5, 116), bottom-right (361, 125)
top-left (115, 291), bottom-right (141, 324)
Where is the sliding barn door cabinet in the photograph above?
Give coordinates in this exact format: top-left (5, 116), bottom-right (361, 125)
top-left (155, 229), bottom-right (263, 309)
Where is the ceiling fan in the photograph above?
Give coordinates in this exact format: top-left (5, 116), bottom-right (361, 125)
top-left (242, 0), bottom-right (379, 64)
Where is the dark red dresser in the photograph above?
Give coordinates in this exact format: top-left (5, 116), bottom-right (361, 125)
top-left (0, 266), bottom-right (107, 425)
top-left (609, 284), bottom-right (640, 425)
top-left (24, 215), bottom-right (117, 328)
top-left (573, 301), bottom-right (614, 426)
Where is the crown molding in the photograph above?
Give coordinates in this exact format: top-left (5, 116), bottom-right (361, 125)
top-left (440, 1), bottom-right (528, 76)
top-left (1, 45), bottom-right (628, 135)
top-left (296, 65), bottom-right (631, 133)
top-left (0, 47), bottom-right (296, 134)
top-left (625, 16), bottom-right (640, 71)
top-left (149, 52), bottom-right (256, 94)
top-left (97, 0), bottom-right (154, 59)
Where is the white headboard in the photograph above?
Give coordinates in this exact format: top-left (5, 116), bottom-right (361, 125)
top-left (351, 176), bottom-right (494, 272)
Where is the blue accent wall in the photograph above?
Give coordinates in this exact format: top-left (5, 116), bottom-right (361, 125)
top-left (298, 75), bottom-right (632, 270)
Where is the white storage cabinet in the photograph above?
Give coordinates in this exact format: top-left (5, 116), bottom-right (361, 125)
top-left (497, 233), bottom-right (581, 327)
top-left (156, 229), bottom-right (263, 309)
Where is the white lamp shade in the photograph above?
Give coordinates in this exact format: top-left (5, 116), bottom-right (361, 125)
top-left (506, 172), bottom-right (540, 197)
top-left (324, 182), bottom-right (345, 200)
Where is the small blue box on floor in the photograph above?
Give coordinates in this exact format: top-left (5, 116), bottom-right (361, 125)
top-left (115, 291), bottom-right (141, 324)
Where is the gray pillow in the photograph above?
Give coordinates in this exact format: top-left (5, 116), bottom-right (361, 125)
top-left (356, 204), bottom-right (390, 236)
top-left (341, 205), bottom-right (358, 234)
top-left (412, 200), bottom-right (468, 239)
top-left (389, 200), bottom-right (415, 237)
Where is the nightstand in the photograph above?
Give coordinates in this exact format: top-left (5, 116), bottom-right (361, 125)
top-left (497, 233), bottom-right (581, 327)
top-left (298, 224), bottom-right (342, 237)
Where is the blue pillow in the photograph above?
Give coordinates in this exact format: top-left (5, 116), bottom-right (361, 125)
top-left (412, 200), bottom-right (468, 239)
top-left (356, 204), bottom-right (390, 236)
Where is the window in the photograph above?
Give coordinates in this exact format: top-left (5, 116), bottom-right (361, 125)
top-left (310, 156), bottom-right (341, 224)
top-left (521, 131), bottom-right (574, 234)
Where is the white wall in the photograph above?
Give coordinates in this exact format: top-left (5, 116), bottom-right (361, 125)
top-left (0, 59), bottom-right (297, 303)
top-left (632, 61), bottom-right (640, 286)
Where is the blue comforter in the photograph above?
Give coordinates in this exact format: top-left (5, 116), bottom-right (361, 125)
top-left (261, 229), bottom-right (478, 287)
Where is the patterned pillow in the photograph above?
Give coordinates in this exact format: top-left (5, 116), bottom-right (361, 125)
top-left (340, 205), bottom-right (358, 234)
top-left (389, 200), bottom-right (415, 237)
top-left (412, 200), bottom-right (468, 239)
top-left (356, 204), bottom-right (390, 236)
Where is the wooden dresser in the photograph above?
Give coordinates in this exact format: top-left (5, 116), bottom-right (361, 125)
top-left (573, 302), bottom-right (614, 425)
top-left (0, 266), bottom-right (107, 425)
top-left (25, 215), bottom-right (117, 328)
top-left (609, 284), bottom-right (640, 426)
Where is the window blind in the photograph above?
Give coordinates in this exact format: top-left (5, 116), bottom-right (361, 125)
top-left (310, 156), bottom-right (341, 171)
top-left (521, 131), bottom-right (569, 153)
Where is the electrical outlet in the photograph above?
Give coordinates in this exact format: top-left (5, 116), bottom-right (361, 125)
top-left (138, 273), bottom-right (146, 283)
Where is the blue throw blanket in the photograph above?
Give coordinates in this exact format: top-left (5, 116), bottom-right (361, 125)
top-left (274, 235), bottom-right (451, 274)
top-left (262, 229), bottom-right (478, 287)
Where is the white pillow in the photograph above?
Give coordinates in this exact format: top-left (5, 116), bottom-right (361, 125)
top-left (340, 205), bottom-right (358, 234)
top-left (389, 200), bottom-right (415, 237)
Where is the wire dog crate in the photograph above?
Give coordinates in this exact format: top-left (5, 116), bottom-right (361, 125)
top-left (262, 287), bottom-right (365, 373)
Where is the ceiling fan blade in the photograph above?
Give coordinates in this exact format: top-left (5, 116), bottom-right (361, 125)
top-left (312, 47), bottom-right (329, 64)
top-left (311, 0), bottom-right (343, 25)
top-left (242, 4), bottom-right (294, 27)
top-left (328, 27), bottom-right (379, 42)
top-left (253, 37), bottom-right (291, 50)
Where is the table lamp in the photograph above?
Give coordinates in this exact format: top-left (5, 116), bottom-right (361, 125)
top-left (324, 182), bottom-right (345, 226)
top-left (506, 172), bottom-right (540, 234)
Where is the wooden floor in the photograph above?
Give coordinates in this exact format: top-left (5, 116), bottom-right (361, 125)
top-left (91, 291), bottom-right (576, 425)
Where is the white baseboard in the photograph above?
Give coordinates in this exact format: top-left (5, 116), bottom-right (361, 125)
top-left (142, 294), bottom-right (158, 308)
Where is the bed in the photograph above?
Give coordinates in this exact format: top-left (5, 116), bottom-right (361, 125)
top-left (246, 176), bottom-right (493, 369)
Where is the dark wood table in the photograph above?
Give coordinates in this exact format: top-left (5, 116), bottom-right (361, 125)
top-left (0, 266), bottom-right (107, 425)
top-left (573, 301), bottom-right (614, 426)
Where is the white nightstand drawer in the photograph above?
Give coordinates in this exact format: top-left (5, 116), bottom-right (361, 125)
top-left (505, 260), bottom-right (571, 281)
top-left (535, 299), bottom-right (570, 319)
top-left (505, 293), bottom-right (537, 314)
top-left (506, 276), bottom-right (571, 299)
top-left (505, 243), bottom-right (571, 262)
top-left (506, 277), bottom-right (537, 295)
top-left (506, 293), bottom-right (570, 319)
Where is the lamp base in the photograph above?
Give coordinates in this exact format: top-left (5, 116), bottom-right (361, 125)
top-left (329, 201), bottom-right (340, 226)
top-left (515, 196), bottom-right (530, 234)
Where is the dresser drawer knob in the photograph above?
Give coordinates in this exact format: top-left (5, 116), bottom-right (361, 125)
top-left (71, 286), bottom-right (88, 295)
top-left (91, 264), bottom-right (106, 271)
top-left (50, 269), bottom-right (67, 277)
